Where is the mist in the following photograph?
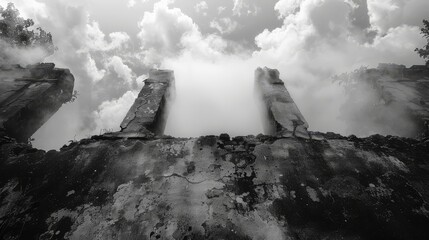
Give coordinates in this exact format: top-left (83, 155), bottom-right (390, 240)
top-left (2, 0), bottom-right (427, 150)
top-left (163, 54), bottom-right (264, 137)
top-left (0, 39), bottom-right (48, 66)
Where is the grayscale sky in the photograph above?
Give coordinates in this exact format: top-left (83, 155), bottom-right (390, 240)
top-left (2, 0), bottom-right (428, 150)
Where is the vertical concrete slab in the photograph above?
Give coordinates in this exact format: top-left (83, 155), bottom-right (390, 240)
top-left (0, 63), bottom-right (75, 142)
top-left (255, 67), bottom-right (310, 138)
top-left (120, 69), bottom-right (175, 135)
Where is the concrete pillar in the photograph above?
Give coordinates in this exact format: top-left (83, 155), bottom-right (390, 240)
top-left (0, 63), bottom-right (75, 142)
top-left (120, 69), bottom-right (175, 135)
top-left (255, 67), bottom-right (310, 138)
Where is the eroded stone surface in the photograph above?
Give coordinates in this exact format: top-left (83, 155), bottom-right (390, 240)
top-left (120, 69), bottom-right (175, 135)
top-left (1, 133), bottom-right (428, 240)
top-left (255, 67), bottom-right (310, 138)
top-left (0, 63), bottom-right (74, 142)
top-left (343, 64), bottom-right (429, 138)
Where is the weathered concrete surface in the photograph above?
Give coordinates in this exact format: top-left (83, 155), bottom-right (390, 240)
top-left (120, 69), bottom-right (175, 135)
top-left (375, 64), bottom-right (429, 137)
top-left (1, 132), bottom-right (428, 240)
top-left (0, 63), bottom-right (74, 142)
top-left (1, 65), bottom-right (429, 240)
top-left (255, 67), bottom-right (310, 139)
top-left (342, 64), bottom-right (429, 138)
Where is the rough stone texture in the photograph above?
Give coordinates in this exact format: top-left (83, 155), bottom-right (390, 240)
top-left (0, 63), bottom-right (74, 142)
top-left (375, 64), bottom-right (429, 136)
top-left (120, 69), bottom-right (175, 135)
top-left (345, 64), bottom-right (429, 138)
top-left (255, 67), bottom-right (310, 138)
top-left (1, 66), bottom-right (429, 240)
top-left (0, 133), bottom-right (428, 240)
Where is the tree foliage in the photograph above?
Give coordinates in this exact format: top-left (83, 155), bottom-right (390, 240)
top-left (0, 3), bottom-right (55, 56)
top-left (415, 19), bottom-right (429, 65)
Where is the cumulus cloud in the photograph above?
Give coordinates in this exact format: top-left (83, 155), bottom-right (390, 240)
top-left (5, 0), bottom-right (429, 149)
top-left (210, 18), bottom-right (239, 35)
top-left (252, 0), bottom-right (426, 135)
top-left (85, 54), bottom-right (106, 83)
top-left (137, 0), bottom-right (226, 65)
top-left (274, 0), bottom-right (303, 17)
top-left (194, 1), bottom-right (208, 15)
top-left (232, 0), bottom-right (258, 16)
top-left (137, 0), bottom-right (198, 64)
top-left (232, 0), bottom-right (244, 16)
top-left (93, 90), bottom-right (138, 133)
top-left (105, 56), bottom-right (134, 85)
top-left (367, 0), bottom-right (429, 34)
top-left (80, 22), bottom-right (130, 52)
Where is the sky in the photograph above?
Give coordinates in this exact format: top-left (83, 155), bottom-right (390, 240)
top-left (1, 0), bottom-right (428, 150)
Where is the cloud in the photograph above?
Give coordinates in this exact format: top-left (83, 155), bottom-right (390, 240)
top-left (217, 6), bottom-right (226, 14)
top-left (127, 0), bottom-right (136, 8)
top-left (194, 1), bottom-right (208, 15)
top-left (6, 0), bottom-right (429, 149)
top-left (80, 21), bottom-right (130, 52)
top-left (105, 56), bottom-right (134, 85)
top-left (85, 53), bottom-right (106, 83)
top-left (210, 18), bottom-right (239, 35)
top-left (5, 0), bottom-right (139, 150)
top-left (232, 0), bottom-right (258, 16)
top-left (232, 0), bottom-right (244, 16)
top-left (274, 0), bottom-right (303, 18)
top-left (93, 90), bottom-right (139, 133)
top-left (367, 0), bottom-right (429, 34)
top-left (252, 0), bottom-right (426, 135)
top-left (137, 0), bottom-right (227, 65)
top-left (137, 0), bottom-right (198, 65)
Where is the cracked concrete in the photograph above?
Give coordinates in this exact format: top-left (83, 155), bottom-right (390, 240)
top-left (255, 67), bottom-right (310, 139)
top-left (1, 133), bottom-right (429, 239)
top-left (343, 64), bottom-right (429, 138)
top-left (0, 63), bottom-right (74, 142)
top-left (1, 66), bottom-right (429, 240)
top-left (120, 69), bottom-right (175, 135)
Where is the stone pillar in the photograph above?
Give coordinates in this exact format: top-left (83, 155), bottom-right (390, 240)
top-left (255, 67), bottom-right (310, 138)
top-left (0, 63), bottom-right (75, 142)
top-left (120, 69), bottom-right (175, 135)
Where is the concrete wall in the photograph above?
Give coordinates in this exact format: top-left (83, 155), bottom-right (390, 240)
top-left (1, 133), bottom-right (428, 239)
top-left (1, 67), bottom-right (429, 240)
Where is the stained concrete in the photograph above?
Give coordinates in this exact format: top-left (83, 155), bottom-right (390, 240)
top-left (343, 64), bottom-right (429, 138)
top-left (1, 133), bottom-right (428, 240)
top-left (0, 63), bottom-right (74, 142)
top-left (120, 69), bottom-right (175, 135)
top-left (255, 67), bottom-right (310, 139)
top-left (1, 66), bottom-right (429, 240)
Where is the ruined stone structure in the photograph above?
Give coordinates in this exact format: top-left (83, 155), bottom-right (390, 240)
top-left (1, 67), bottom-right (429, 240)
top-left (342, 64), bottom-right (429, 138)
top-left (0, 63), bottom-right (75, 142)
top-left (255, 67), bottom-right (310, 139)
top-left (374, 64), bottom-right (429, 136)
top-left (120, 69), bottom-right (175, 137)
